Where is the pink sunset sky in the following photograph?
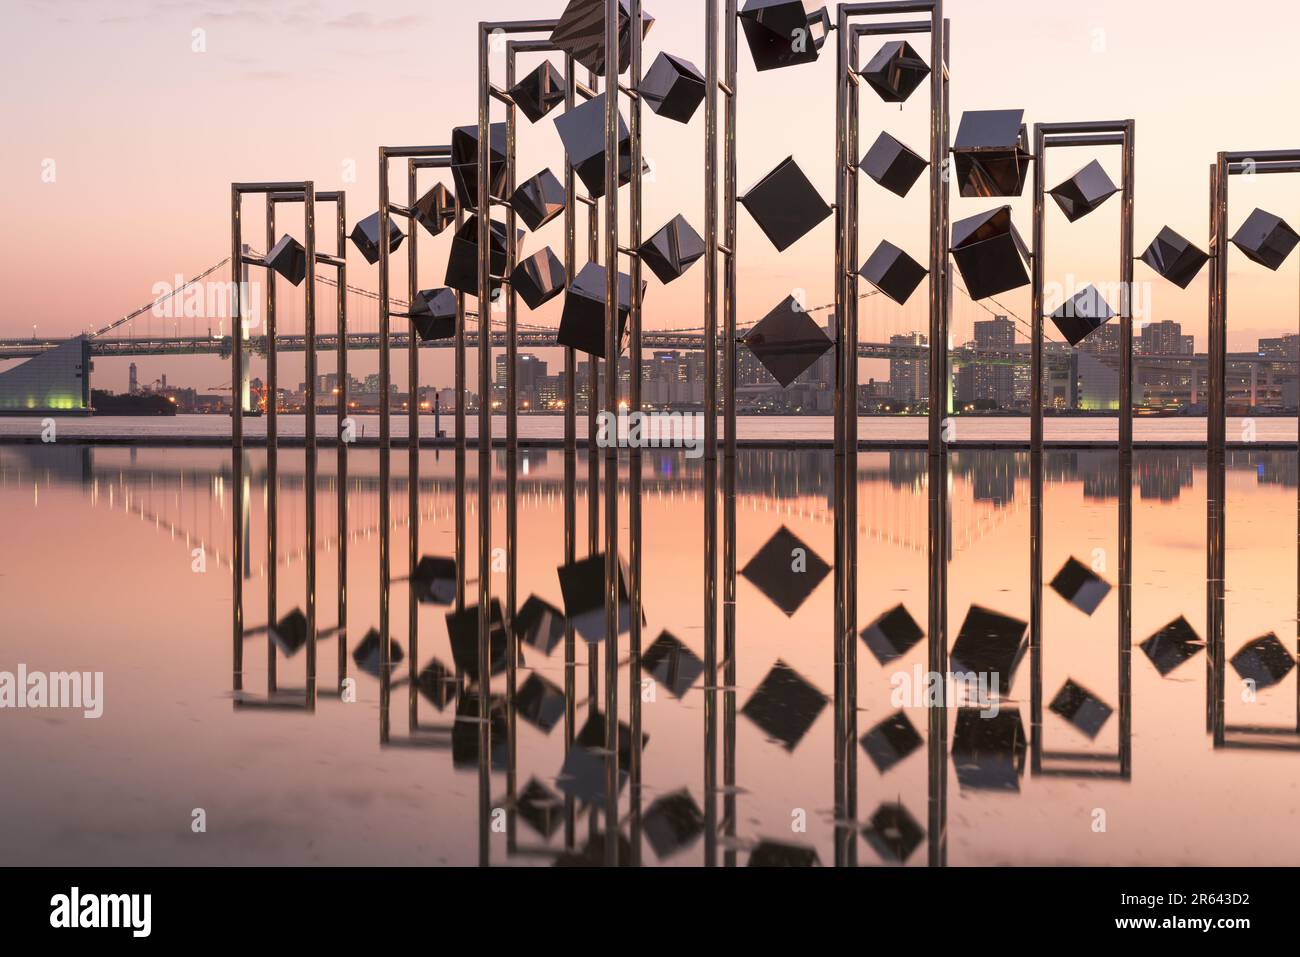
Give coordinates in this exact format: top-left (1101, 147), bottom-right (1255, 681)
top-left (2, 0), bottom-right (1298, 393)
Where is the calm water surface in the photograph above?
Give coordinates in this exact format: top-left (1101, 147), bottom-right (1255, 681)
top-left (1, 442), bottom-right (1298, 865)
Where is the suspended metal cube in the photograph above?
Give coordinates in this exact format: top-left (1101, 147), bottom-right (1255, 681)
top-left (952, 109), bottom-right (1032, 197)
top-left (738, 0), bottom-right (830, 72)
top-left (446, 599), bottom-right (509, 684)
top-left (511, 247), bottom-right (567, 310)
top-left (444, 215), bottom-right (524, 297)
top-left (950, 605), bottom-right (1028, 696)
top-left (1230, 633), bottom-right (1296, 690)
top-left (741, 659), bottom-right (828, 751)
top-left (1049, 555), bottom-right (1111, 615)
top-left (412, 182), bottom-right (455, 238)
top-left (1049, 679), bottom-right (1113, 739)
top-left (740, 155), bottom-right (832, 252)
top-left (409, 288), bottom-right (458, 342)
top-left (352, 628), bottom-right (404, 677)
top-left (508, 60), bottom-right (566, 124)
top-left (859, 603), bottom-right (924, 664)
top-left (1050, 284), bottom-right (1116, 347)
top-left (349, 212), bottom-right (404, 266)
top-left (862, 802), bottom-right (924, 863)
top-left (642, 789), bottom-right (705, 860)
top-left (952, 707), bottom-right (1027, 792)
top-left (270, 607), bottom-right (308, 656)
top-left (517, 673), bottom-right (566, 734)
top-left (1230, 208), bottom-right (1300, 271)
top-left (410, 554), bottom-right (457, 603)
top-left (639, 214), bottom-right (705, 284)
top-left (515, 778), bottom-right (564, 838)
top-left (950, 206), bottom-right (1030, 300)
top-left (859, 240), bottom-right (928, 306)
top-left (514, 594), bottom-right (566, 656)
top-left (450, 123), bottom-right (508, 210)
top-left (1139, 616), bottom-right (1204, 677)
top-left (553, 93), bottom-right (636, 199)
top-left (550, 0), bottom-right (656, 77)
top-left (740, 525), bottom-right (830, 616)
top-left (859, 710), bottom-right (922, 774)
top-left (1139, 226), bottom-right (1209, 289)
top-left (859, 40), bottom-right (931, 104)
top-left (859, 131), bottom-right (928, 198)
top-left (511, 168), bottom-right (566, 232)
top-left (641, 631), bottom-right (705, 699)
top-left (265, 234), bottom-right (307, 286)
top-left (639, 52), bottom-right (706, 123)
top-left (414, 659), bottom-right (457, 710)
top-left (1048, 159), bottom-right (1118, 222)
top-left (557, 552), bottom-right (636, 643)
top-left (557, 262), bottom-right (644, 358)
top-left (742, 294), bottom-right (834, 388)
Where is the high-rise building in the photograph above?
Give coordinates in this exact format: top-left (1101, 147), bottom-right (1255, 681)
top-left (889, 332), bottom-right (928, 404)
top-left (128, 362), bottom-right (139, 395)
top-left (1138, 320), bottom-right (1194, 356)
top-left (972, 315), bottom-right (1016, 408)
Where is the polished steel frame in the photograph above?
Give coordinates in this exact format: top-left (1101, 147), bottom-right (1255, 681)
top-left (1029, 121), bottom-right (1136, 453)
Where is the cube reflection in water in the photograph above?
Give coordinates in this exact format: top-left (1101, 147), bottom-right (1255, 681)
top-left (1049, 679), bottom-right (1114, 739)
top-left (445, 599), bottom-right (508, 685)
top-left (1050, 285), bottom-right (1116, 347)
top-left (748, 840), bottom-right (820, 867)
top-left (450, 123), bottom-right (507, 210)
top-left (515, 777), bottom-right (564, 839)
top-left (508, 60), bottom-right (566, 125)
top-left (1048, 159), bottom-right (1119, 222)
top-left (553, 93), bottom-right (634, 199)
top-left (859, 240), bottom-right (928, 306)
top-left (409, 289), bottom-right (458, 343)
top-left (859, 40), bottom-right (931, 104)
top-left (1140, 616), bottom-right (1204, 677)
top-left (740, 524), bottom-right (831, 616)
top-left (516, 673), bottom-right (565, 734)
top-left (949, 605), bottom-right (1028, 696)
top-left (741, 659), bottom-right (828, 751)
top-left (1049, 555), bottom-right (1112, 615)
top-left (270, 607), bottom-right (308, 656)
top-left (511, 247), bottom-right (567, 311)
top-left (414, 659), bottom-right (457, 710)
top-left (265, 234), bottom-right (307, 286)
top-left (558, 552), bottom-right (635, 644)
top-left (349, 212), bottom-right (405, 266)
top-left (452, 694), bottom-right (507, 770)
top-left (860, 603), bottom-right (924, 664)
top-left (1230, 633), bottom-right (1296, 690)
top-left (641, 630), bottom-right (705, 699)
top-left (738, 0), bottom-right (829, 72)
top-left (862, 802), bottom-right (924, 864)
top-left (740, 156), bottom-right (832, 252)
top-left (444, 216), bottom-right (524, 298)
top-left (412, 182), bottom-right (455, 238)
top-left (1230, 208), bottom-right (1300, 271)
top-left (742, 296), bottom-right (834, 389)
top-left (952, 707), bottom-right (1027, 792)
top-left (557, 263), bottom-right (644, 358)
top-left (860, 131), bottom-right (928, 198)
top-left (952, 109), bottom-right (1031, 198)
top-left (352, 628), bottom-right (404, 677)
top-left (860, 710), bottom-right (922, 774)
top-left (639, 214), bottom-right (706, 284)
top-left (1140, 226), bottom-right (1210, 289)
top-left (950, 206), bottom-right (1030, 300)
top-left (513, 594), bottom-right (565, 656)
top-left (511, 168), bottom-right (566, 232)
top-left (550, 0), bottom-right (656, 77)
top-left (410, 555), bottom-right (457, 604)
top-left (640, 52), bottom-right (706, 124)
top-left (557, 709), bottom-right (647, 805)
top-left (642, 789), bottom-right (705, 860)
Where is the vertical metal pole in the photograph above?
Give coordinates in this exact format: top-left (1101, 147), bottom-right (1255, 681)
top-left (1211, 153), bottom-right (1229, 455)
top-left (265, 201), bottom-right (279, 695)
top-left (1030, 126), bottom-right (1045, 453)
top-left (456, 197), bottom-right (467, 452)
top-left (1119, 122), bottom-right (1136, 452)
top-left (587, 69), bottom-right (601, 713)
top-left (304, 184), bottom-right (318, 710)
top-left (928, 0), bottom-right (948, 453)
top-left (832, 8), bottom-right (848, 869)
top-left (506, 54), bottom-right (520, 454)
top-left (564, 54), bottom-right (578, 456)
top-left (703, 0), bottom-right (720, 870)
top-left (407, 161), bottom-right (421, 731)
top-left (476, 22), bottom-right (493, 869)
top-left (721, 0), bottom-right (738, 869)
top-left (230, 186), bottom-right (244, 692)
top-left (1029, 448), bottom-right (1043, 774)
top-left (1206, 161), bottom-right (1221, 732)
top-left (1118, 451), bottom-right (1133, 776)
top-left (844, 23), bottom-right (861, 871)
top-left (336, 194), bottom-right (349, 692)
top-left (378, 148), bottom-right (393, 742)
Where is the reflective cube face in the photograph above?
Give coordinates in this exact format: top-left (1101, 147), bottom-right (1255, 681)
top-left (1140, 226), bottom-right (1209, 289)
top-left (640, 51), bottom-right (706, 123)
top-left (740, 156), bottom-right (832, 252)
top-left (742, 296), bottom-right (834, 388)
top-left (638, 214), bottom-right (705, 284)
top-left (550, 0), bottom-right (656, 77)
top-left (860, 40), bottom-right (931, 103)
